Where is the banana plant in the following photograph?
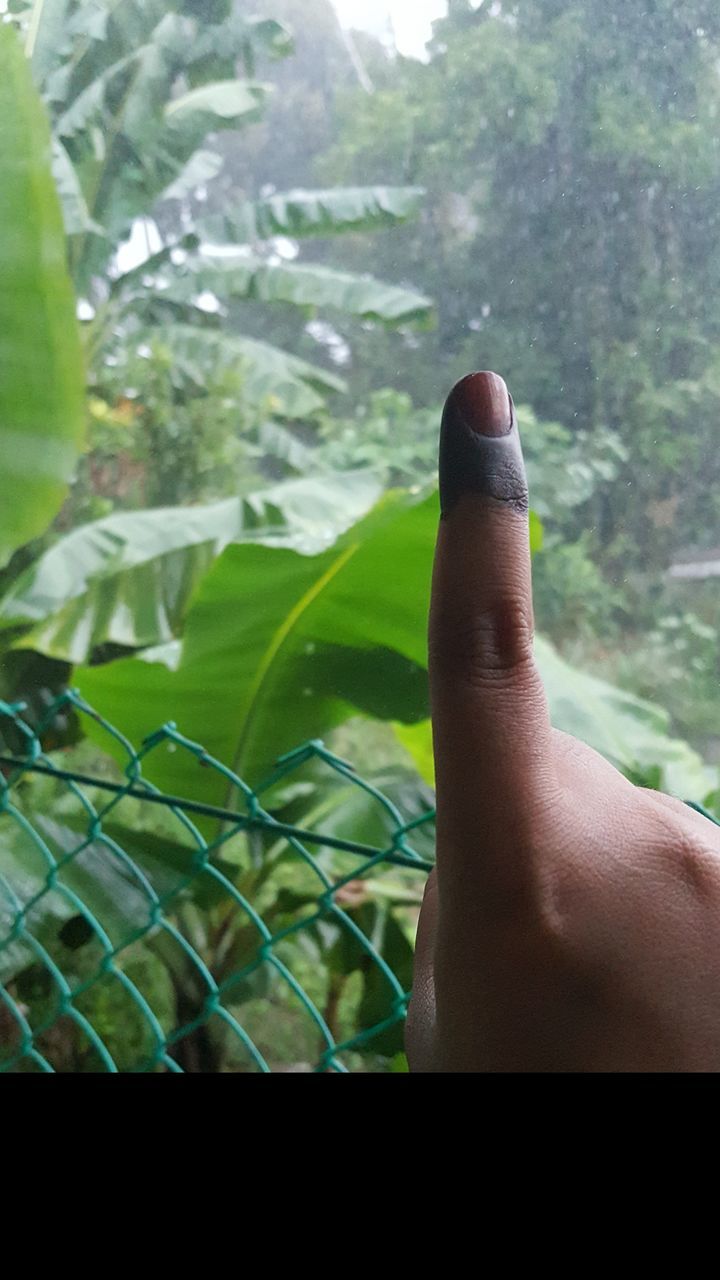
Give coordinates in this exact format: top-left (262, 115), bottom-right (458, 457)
top-left (0, 471), bottom-right (384, 662)
top-left (10, 0), bottom-right (432, 424)
top-left (0, 12), bottom-right (713, 1071)
top-left (0, 4), bottom-right (714, 810)
top-left (0, 21), bottom-right (84, 566)
top-left (68, 495), bottom-right (716, 808)
top-left (0, 0), bottom-right (433, 717)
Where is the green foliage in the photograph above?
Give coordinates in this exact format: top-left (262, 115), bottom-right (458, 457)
top-left (323, 0), bottom-right (720, 566)
top-left (0, 0), bottom-right (713, 798)
top-left (11, 0), bottom-right (432, 473)
top-left (0, 473), bottom-right (382, 663)
top-left (535, 636), bottom-right (715, 799)
top-left (315, 390), bottom-right (441, 486)
top-left (80, 353), bottom-right (259, 511)
top-left (520, 408), bottom-right (628, 525)
top-left (122, 325), bottom-right (347, 423)
top-left (1, 0), bottom-right (719, 1072)
top-left (581, 609), bottom-right (720, 748)
top-left (0, 4), bottom-right (435, 715)
top-left (76, 493), bottom-right (437, 793)
top-left (0, 704), bottom-right (429, 1072)
top-left (148, 255), bottom-right (432, 326)
top-left (200, 185), bottom-right (426, 242)
top-left (0, 23), bottom-right (84, 567)
top-left (396, 635), bottom-right (715, 803)
top-left (532, 536), bottom-right (623, 643)
top-left (73, 490), bottom-right (712, 808)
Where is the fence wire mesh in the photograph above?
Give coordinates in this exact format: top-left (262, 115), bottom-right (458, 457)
top-left (0, 692), bottom-right (435, 1073)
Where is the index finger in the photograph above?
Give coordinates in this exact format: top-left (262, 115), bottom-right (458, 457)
top-left (429, 372), bottom-right (556, 905)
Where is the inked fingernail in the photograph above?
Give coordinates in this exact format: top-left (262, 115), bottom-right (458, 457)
top-left (449, 372), bottom-right (512, 437)
top-left (439, 371), bottom-right (528, 518)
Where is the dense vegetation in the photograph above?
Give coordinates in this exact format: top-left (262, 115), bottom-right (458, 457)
top-left (0, 0), bottom-right (718, 1070)
top-left (317, 0), bottom-right (720, 758)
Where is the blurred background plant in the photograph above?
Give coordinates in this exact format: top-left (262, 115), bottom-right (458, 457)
top-left (1, 0), bottom-right (719, 1071)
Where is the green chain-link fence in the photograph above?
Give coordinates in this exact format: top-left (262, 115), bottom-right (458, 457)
top-left (0, 692), bottom-right (435, 1073)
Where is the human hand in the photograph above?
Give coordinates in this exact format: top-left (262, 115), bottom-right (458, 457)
top-left (406, 372), bottom-right (720, 1072)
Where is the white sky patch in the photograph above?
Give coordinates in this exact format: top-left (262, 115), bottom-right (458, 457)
top-left (113, 217), bottom-right (163, 276)
top-left (271, 236), bottom-right (300, 261)
top-left (194, 290), bottom-right (222, 314)
top-left (306, 319), bottom-right (351, 367)
top-left (333, 0), bottom-right (448, 59)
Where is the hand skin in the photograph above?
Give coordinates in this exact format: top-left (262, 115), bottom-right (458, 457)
top-left (406, 371), bottom-right (720, 1073)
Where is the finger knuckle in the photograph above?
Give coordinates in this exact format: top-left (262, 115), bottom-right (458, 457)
top-left (670, 832), bottom-right (720, 906)
top-left (648, 806), bottom-right (720, 906)
top-left (430, 596), bottom-right (536, 692)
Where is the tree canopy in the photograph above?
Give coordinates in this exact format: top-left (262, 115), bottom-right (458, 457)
top-left (323, 0), bottom-right (720, 574)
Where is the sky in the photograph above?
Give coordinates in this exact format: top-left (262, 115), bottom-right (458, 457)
top-left (333, 0), bottom-right (449, 60)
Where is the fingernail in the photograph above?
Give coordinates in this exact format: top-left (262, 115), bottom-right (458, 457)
top-left (439, 370), bottom-right (528, 518)
top-left (447, 372), bottom-right (512, 437)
